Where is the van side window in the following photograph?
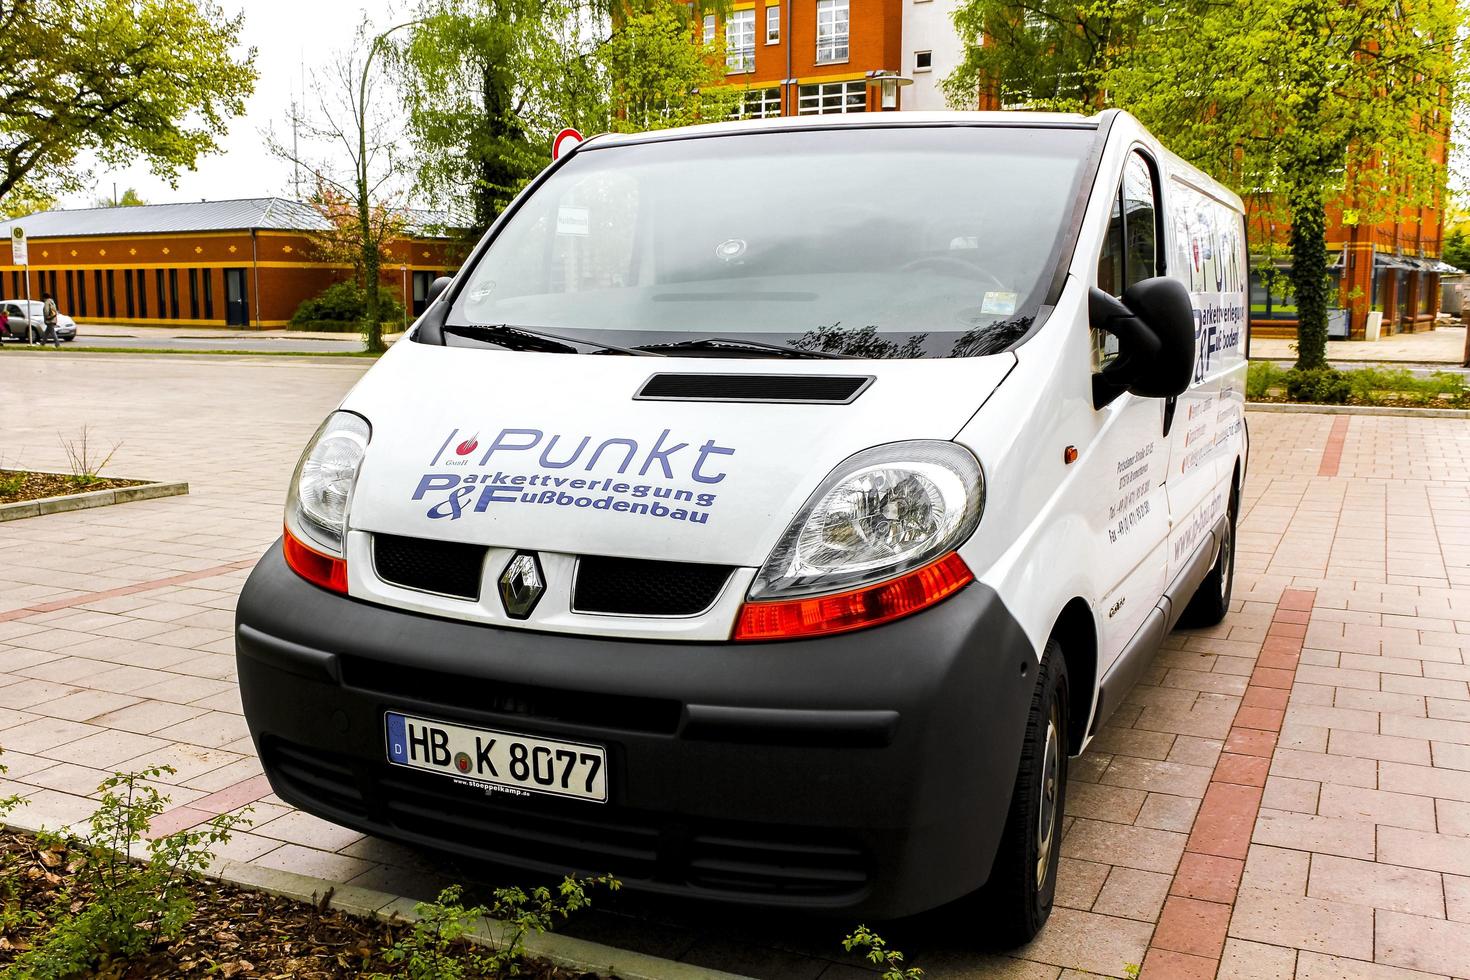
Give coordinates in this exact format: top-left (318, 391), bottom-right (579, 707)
top-left (1094, 150), bottom-right (1161, 369)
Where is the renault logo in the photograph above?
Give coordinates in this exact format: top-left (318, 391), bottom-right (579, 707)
top-left (498, 552), bottom-right (545, 619)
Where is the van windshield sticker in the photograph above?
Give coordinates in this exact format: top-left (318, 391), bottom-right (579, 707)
top-left (414, 426), bottom-right (735, 526)
top-left (981, 291), bottom-right (1018, 316)
top-left (556, 206), bottom-right (590, 237)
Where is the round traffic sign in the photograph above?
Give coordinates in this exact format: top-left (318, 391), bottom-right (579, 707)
top-left (552, 128), bottom-right (583, 160)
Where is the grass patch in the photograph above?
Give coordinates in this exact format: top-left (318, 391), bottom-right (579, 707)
top-left (1247, 361), bottom-right (1470, 407)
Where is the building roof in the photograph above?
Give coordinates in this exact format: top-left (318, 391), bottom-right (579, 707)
top-left (0, 197), bottom-right (454, 239)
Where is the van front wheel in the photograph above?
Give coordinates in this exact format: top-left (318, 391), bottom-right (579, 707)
top-left (975, 638), bottom-right (1069, 947)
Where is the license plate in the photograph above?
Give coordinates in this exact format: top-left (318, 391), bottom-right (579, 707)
top-left (384, 712), bottom-right (607, 803)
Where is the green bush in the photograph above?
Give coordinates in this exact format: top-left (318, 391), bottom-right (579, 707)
top-left (6, 767), bottom-right (247, 979)
top-left (1245, 360), bottom-right (1284, 400)
top-left (290, 280), bottom-right (403, 327)
top-left (1283, 368), bottom-right (1351, 404)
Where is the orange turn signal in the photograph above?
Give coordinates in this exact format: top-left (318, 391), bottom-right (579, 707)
top-left (283, 525), bottom-right (349, 594)
top-left (733, 552), bottom-right (974, 642)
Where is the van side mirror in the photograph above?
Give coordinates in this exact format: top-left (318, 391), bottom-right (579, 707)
top-left (426, 276), bottom-right (452, 307)
top-left (1089, 276), bottom-right (1196, 408)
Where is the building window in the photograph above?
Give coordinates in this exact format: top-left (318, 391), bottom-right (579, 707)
top-left (766, 4), bottom-right (779, 43)
top-left (816, 0), bottom-right (848, 63)
top-left (1248, 268), bottom-right (1298, 319)
top-left (168, 269), bottom-right (180, 319)
top-left (97, 270), bottom-right (106, 318)
top-left (155, 270), bottom-right (166, 319)
top-left (731, 86), bottom-right (782, 118)
top-left (76, 271), bottom-right (87, 318)
top-left (124, 268), bottom-right (134, 318)
top-left (136, 270), bottom-right (148, 318)
top-left (915, 50), bottom-right (932, 72)
top-left (797, 79), bottom-right (866, 114)
top-left (105, 270), bottom-right (116, 318)
top-left (702, 13), bottom-right (715, 44)
top-left (726, 8), bottom-right (755, 72)
top-left (65, 270), bottom-right (75, 311)
top-left (203, 269), bottom-right (214, 320)
top-left (188, 268), bottom-right (200, 319)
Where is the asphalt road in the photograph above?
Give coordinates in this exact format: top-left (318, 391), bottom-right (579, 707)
top-left (61, 332), bottom-right (368, 353)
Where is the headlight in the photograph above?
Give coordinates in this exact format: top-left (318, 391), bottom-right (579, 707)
top-left (750, 441), bottom-right (984, 600)
top-left (285, 411), bottom-right (371, 556)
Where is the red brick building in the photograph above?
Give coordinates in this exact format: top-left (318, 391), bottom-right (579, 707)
top-left (0, 199), bottom-right (459, 328)
top-left (707, 0), bottom-right (905, 117)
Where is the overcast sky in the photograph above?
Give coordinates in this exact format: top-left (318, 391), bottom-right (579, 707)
top-left (63, 0), bottom-right (402, 209)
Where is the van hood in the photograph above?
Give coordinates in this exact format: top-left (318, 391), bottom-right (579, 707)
top-left (344, 341), bottom-right (1014, 568)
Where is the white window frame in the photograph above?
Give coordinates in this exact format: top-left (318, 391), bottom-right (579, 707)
top-left (726, 8), bottom-right (756, 72)
top-left (914, 50), bottom-right (932, 72)
top-left (815, 0), bottom-right (849, 63)
top-left (729, 86), bottom-right (782, 119)
top-left (796, 78), bottom-right (866, 114)
top-left (765, 4), bottom-right (780, 43)
top-left (702, 13), bottom-right (715, 45)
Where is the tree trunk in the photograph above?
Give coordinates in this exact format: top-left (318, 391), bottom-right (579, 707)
top-left (1288, 188), bottom-right (1330, 370)
top-left (361, 206), bottom-right (383, 353)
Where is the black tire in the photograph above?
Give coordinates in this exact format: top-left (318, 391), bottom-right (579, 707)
top-left (976, 637), bottom-right (1069, 948)
top-left (1176, 482), bottom-right (1239, 629)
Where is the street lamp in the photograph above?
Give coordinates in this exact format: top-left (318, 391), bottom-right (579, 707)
top-left (865, 70), bottom-right (913, 111)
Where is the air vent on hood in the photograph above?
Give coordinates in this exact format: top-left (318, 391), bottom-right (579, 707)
top-left (635, 373), bottom-right (873, 404)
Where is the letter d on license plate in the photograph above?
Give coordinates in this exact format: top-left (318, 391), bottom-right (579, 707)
top-left (384, 712), bottom-right (607, 803)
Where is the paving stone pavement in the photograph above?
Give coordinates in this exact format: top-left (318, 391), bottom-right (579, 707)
top-left (2, 353), bottom-right (1469, 979)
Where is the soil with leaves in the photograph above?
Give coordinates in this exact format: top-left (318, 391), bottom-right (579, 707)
top-left (0, 471), bottom-right (143, 505)
top-left (0, 829), bottom-right (605, 979)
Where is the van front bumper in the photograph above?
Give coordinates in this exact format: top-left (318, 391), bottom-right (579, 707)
top-left (235, 540), bottom-right (1038, 918)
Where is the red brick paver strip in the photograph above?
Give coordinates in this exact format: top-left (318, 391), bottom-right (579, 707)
top-left (0, 559), bottom-right (258, 624)
top-left (1316, 416), bottom-right (1350, 477)
top-left (1141, 589), bottom-right (1317, 979)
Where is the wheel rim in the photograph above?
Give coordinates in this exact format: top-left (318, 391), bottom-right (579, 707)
top-left (1035, 705), bottom-right (1061, 889)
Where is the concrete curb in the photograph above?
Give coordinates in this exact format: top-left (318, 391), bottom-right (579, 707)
top-left (0, 806), bottom-right (752, 980)
top-left (0, 477), bottom-right (188, 522)
top-left (1245, 401), bottom-right (1470, 419)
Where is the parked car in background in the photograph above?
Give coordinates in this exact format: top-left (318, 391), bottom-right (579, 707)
top-left (0, 300), bottom-right (77, 342)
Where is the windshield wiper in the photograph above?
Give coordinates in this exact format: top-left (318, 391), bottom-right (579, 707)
top-left (443, 323), bottom-right (664, 357)
top-left (633, 337), bottom-right (854, 359)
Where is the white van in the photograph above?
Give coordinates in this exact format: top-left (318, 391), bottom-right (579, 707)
top-left (236, 109), bottom-right (1247, 944)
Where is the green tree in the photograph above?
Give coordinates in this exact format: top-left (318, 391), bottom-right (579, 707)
top-left (1443, 228), bottom-right (1470, 272)
top-left (394, 0), bottom-right (602, 237)
top-left (0, 179), bottom-right (55, 219)
top-left (600, 1), bottom-right (735, 134)
top-left (91, 187), bottom-right (148, 208)
top-left (0, 0), bottom-right (256, 203)
top-left (1107, 0), bottom-right (1466, 369)
top-left (942, 0), bottom-right (1138, 112)
top-left (394, 0), bottom-right (732, 238)
top-left (269, 18), bottom-right (414, 353)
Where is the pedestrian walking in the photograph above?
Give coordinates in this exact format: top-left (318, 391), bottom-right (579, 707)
top-left (0, 305), bottom-right (9, 347)
top-left (40, 293), bottom-right (60, 349)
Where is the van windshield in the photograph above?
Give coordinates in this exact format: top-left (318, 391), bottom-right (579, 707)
top-left (447, 125), bottom-right (1094, 358)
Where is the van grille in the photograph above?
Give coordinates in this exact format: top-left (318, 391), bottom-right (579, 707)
top-left (262, 737), bottom-right (871, 901)
top-left (373, 534), bottom-right (486, 600)
top-left (573, 555), bottom-right (734, 616)
top-left (635, 373), bottom-right (873, 404)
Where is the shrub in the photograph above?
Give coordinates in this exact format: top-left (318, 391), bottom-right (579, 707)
top-left (370, 874), bottom-right (620, 980)
top-left (5, 766), bottom-right (247, 979)
top-left (1245, 360), bottom-right (1284, 400)
top-left (842, 925), bottom-right (923, 980)
top-left (1283, 367), bottom-right (1351, 404)
top-left (290, 280), bottom-right (404, 327)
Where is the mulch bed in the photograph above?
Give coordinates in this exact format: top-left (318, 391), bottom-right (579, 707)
top-left (0, 470), bottom-right (146, 505)
top-left (0, 830), bottom-right (601, 979)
